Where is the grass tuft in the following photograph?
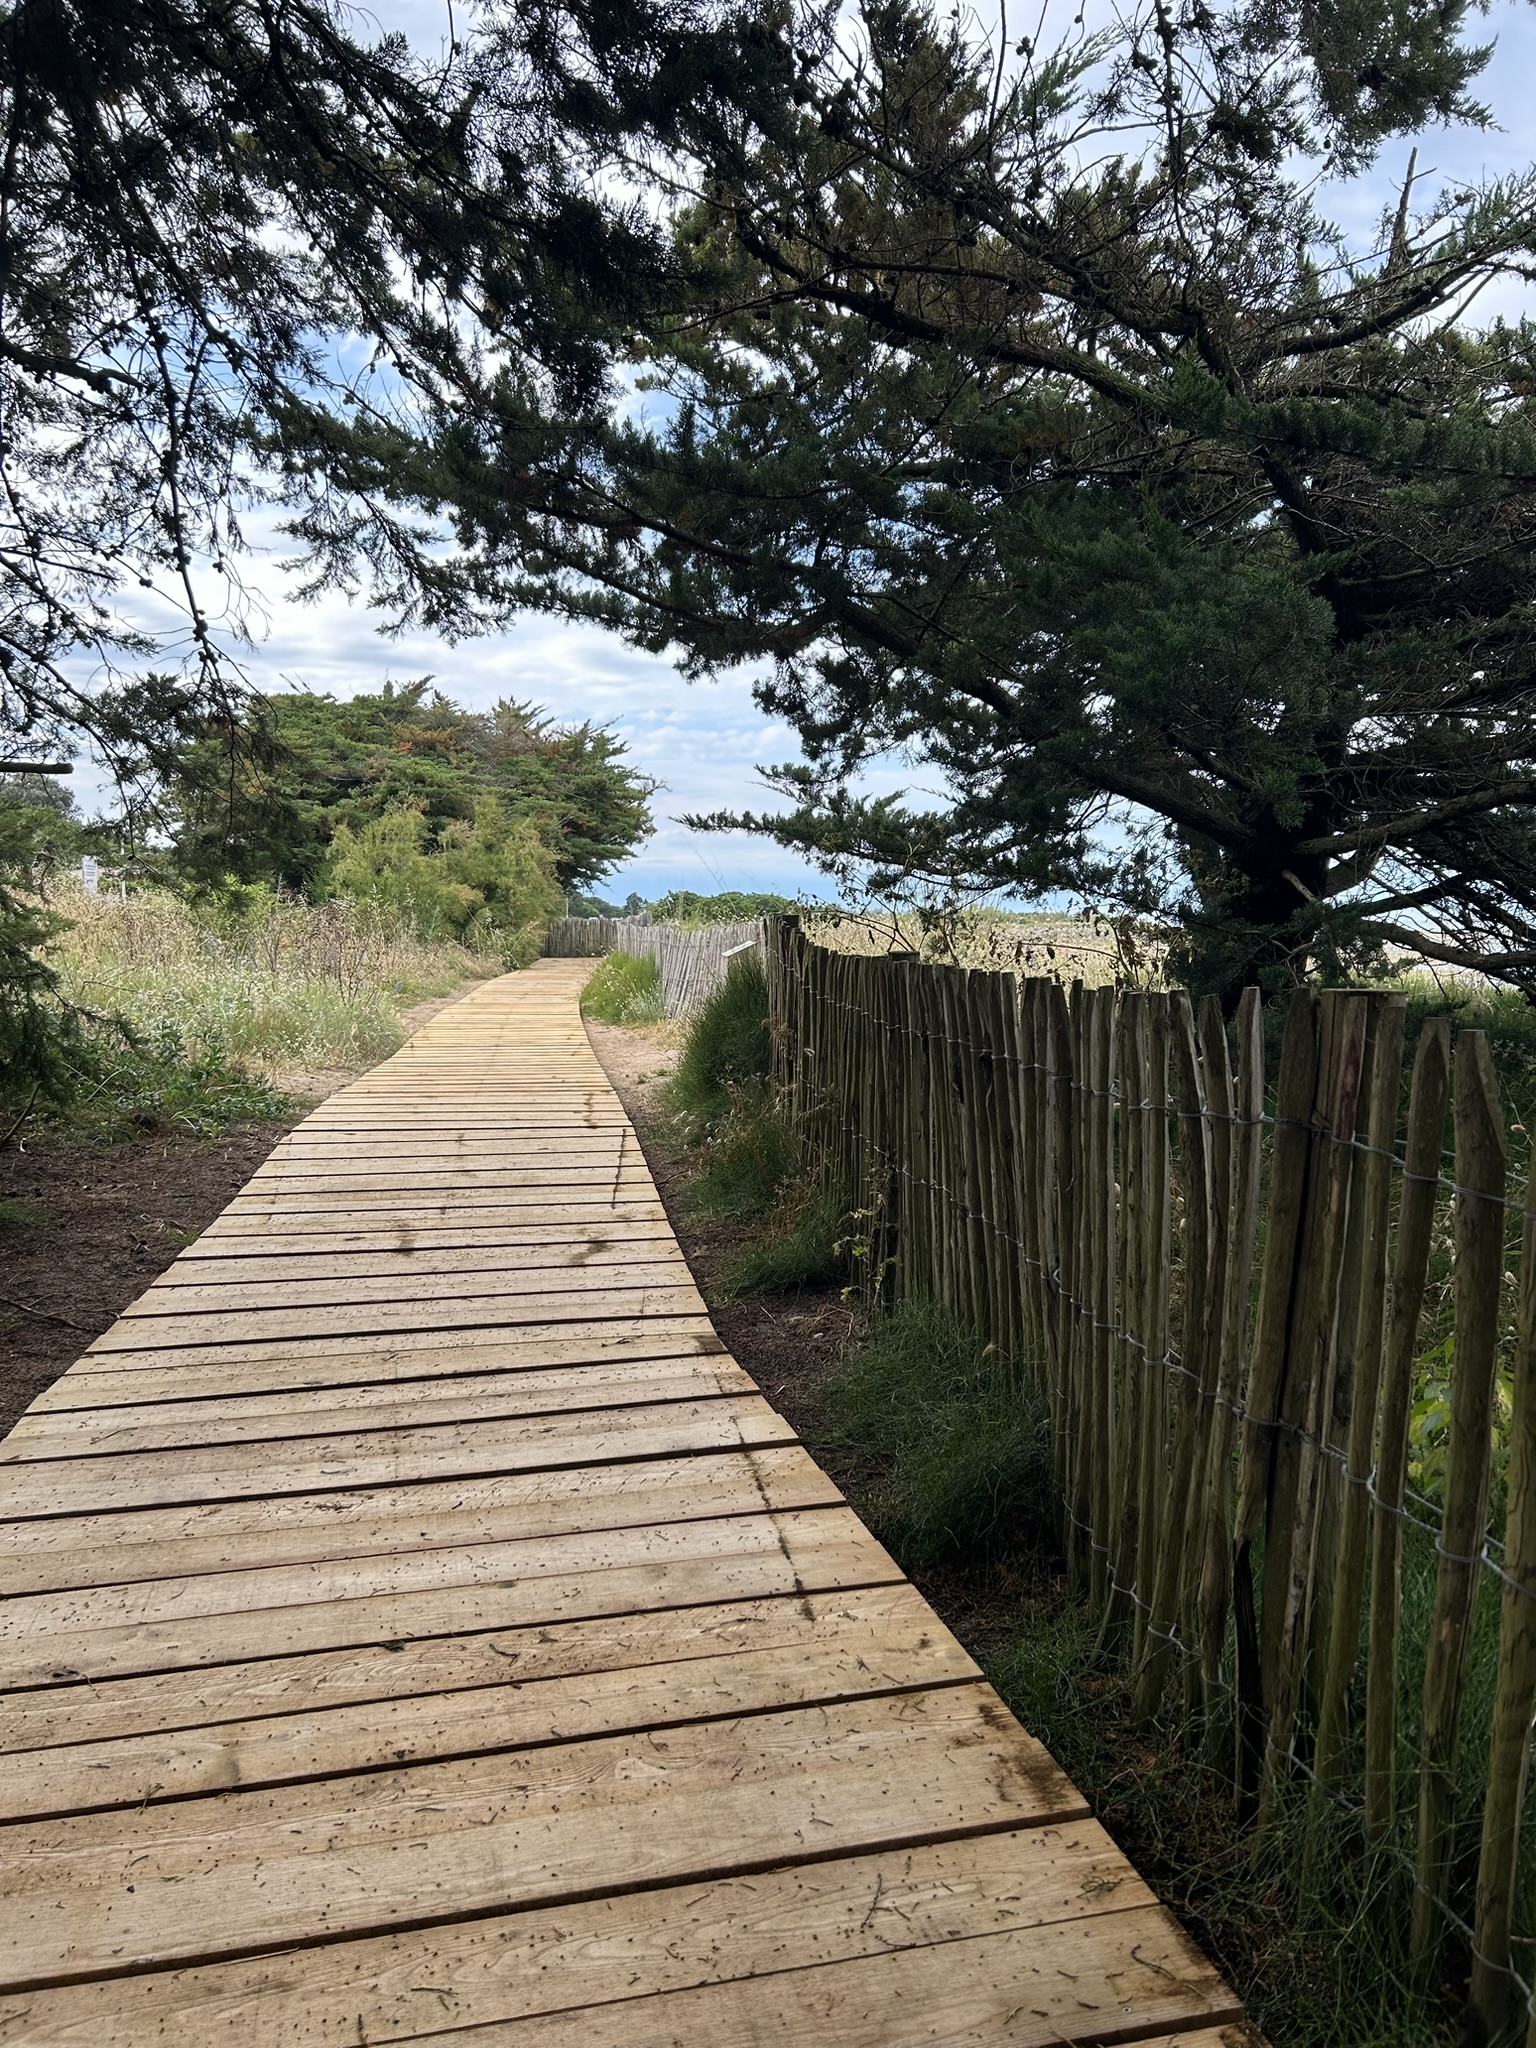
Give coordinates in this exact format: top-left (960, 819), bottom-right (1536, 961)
top-left (687, 1093), bottom-right (799, 1221)
top-left (813, 1301), bottom-right (1051, 1568)
top-left (722, 1185), bottom-right (844, 1298)
top-left (580, 950), bottom-right (665, 1025)
top-left (668, 953), bottom-right (770, 1124)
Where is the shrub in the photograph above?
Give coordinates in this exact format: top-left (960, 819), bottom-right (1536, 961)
top-left (327, 796), bottom-right (562, 960)
top-left (580, 950), bottom-right (665, 1024)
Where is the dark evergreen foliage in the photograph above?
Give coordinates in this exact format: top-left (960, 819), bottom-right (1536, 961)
top-left (154, 682), bottom-right (654, 892)
top-left (0, 0), bottom-right (790, 778)
top-left (437, 0), bottom-right (1536, 998)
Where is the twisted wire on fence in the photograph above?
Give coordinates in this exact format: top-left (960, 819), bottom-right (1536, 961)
top-left (764, 915), bottom-right (1536, 2048)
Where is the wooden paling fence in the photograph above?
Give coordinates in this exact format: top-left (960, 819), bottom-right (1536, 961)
top-left (545, 916), bottom-right (763, 1016)
top-left (765, 914), bottom-right (1536, 2046)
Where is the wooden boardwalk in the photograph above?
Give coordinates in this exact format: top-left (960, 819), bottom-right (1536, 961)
top-left (0, 964), bottom-right (1251, 2046)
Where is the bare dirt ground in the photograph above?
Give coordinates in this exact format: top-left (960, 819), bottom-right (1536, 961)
top-left (0, 986), bottom-right (484, 1437)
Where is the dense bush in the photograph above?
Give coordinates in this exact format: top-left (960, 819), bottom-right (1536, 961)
top-left (327, 795), bottom-right (562, 963)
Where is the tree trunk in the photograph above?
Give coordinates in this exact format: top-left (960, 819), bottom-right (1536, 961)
top-left (1181, 842), bottom-right (1329, 1009)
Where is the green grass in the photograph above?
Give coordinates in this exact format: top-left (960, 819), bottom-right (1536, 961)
top-left (54, 1020), bottom-right (293, 1141)
top-left (47, 885), bottom-right (480, 1077)
top-left (721, 1184), bottom-right (844, 1297)
top-left (686, 1094), bottom-right (799, 1220)
top-left (0, 1195), bottom-right (46, 1227)
top-left (812, 1301), bottom-right (1052, 1568)
top-left (4, 884), bottom-right (484, 1142)
top-left (665, 955), bottom-right (843, 1294)
top-left (667, 953), bottom-right (770, 1124)
top-left (579, 950), bottom-right (665, 1025)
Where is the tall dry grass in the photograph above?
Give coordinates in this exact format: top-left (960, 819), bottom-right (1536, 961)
top-left (48, 886), bottom-right (483, 1078)
top-left (806, 907), bottom-right (1167, 986)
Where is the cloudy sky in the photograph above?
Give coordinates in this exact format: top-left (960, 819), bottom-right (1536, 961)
top-left (65, 0), bottom-right (1536, 903)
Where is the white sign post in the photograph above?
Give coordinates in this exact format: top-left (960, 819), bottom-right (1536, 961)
top-left (80, 855), bottom-right (99, 895)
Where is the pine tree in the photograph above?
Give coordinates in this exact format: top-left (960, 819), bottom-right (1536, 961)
top-left (448, 0), bottom-right (1536, 998)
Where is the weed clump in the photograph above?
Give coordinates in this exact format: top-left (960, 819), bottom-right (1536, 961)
top-left (579, 951), bottom-right (665, 1025)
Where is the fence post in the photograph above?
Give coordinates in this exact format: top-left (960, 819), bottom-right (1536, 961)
top-left (1181, 995), bottom-right (1233, 1716)
top-left (1313, 995), bottom-right (1408, 1792)
top-left (1134, 992), bottom-right (1208, 1722)
top-left (1471, 1165), bottom-right (1536, 2046)
top-left (1232, 988), bottom-right (1318, 1810)
top-left (1087, 986), bottom-right (1117, 1616)
top-left (1133, 993), bottom-right (1171, 1670)
top-left (1412, 1029), bottom-right (1507, 1977)
top-left (1365, 1018), bottom-right (1451, 1842)
top-left (1263, 992), bottom-right (1369, 1805)
top-left (1196, 985), bottom-right (1264, 1738)
top-left (1105, 992), bottom-right (1146, 1644)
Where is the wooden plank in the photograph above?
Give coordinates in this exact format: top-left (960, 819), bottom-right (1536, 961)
top-left (0, 1395), bottom-right (793, 1519)
top-left (256, 1136), bottom-right (633, 1157)
top-left (214, 1190), bottom-right (660, 1221)
top-left (0, 1576), bottom-right (900, 1753)
top-left (0, 1828), bottom-right (1165, 2047)
top-left (83, 1287), bottom-right (710, 1355)
top-left (226, 1167), bottom-right (657, 1194)
top-left (0, 1357), bottom-right (753, 1459)
top-left (198, 1201), bottom-right (669, 1236)
top-left (419, 1916), bottom-right (1240, 2048)
top-left (169, 1223), bottom-right (676, 1264)
top-left (28, 1323), bottom-right (727, 1406)
top-left (57, 1316), bottom-right (723, 1384)
top-left (0, 1444), bottom-right (840, 1596)
top-left (118, 1260), bottom-right (695, 1319)
top-left (3, 1593), bottom-right (979, 1819)
top-left (0, 1686), bottom-right (1088, 1987)
top-left (0, 1507), bottom-right (893, 1688)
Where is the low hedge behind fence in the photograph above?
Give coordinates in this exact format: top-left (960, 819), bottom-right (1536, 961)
top-left (765, 913), bottom-right (1536, 2046)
